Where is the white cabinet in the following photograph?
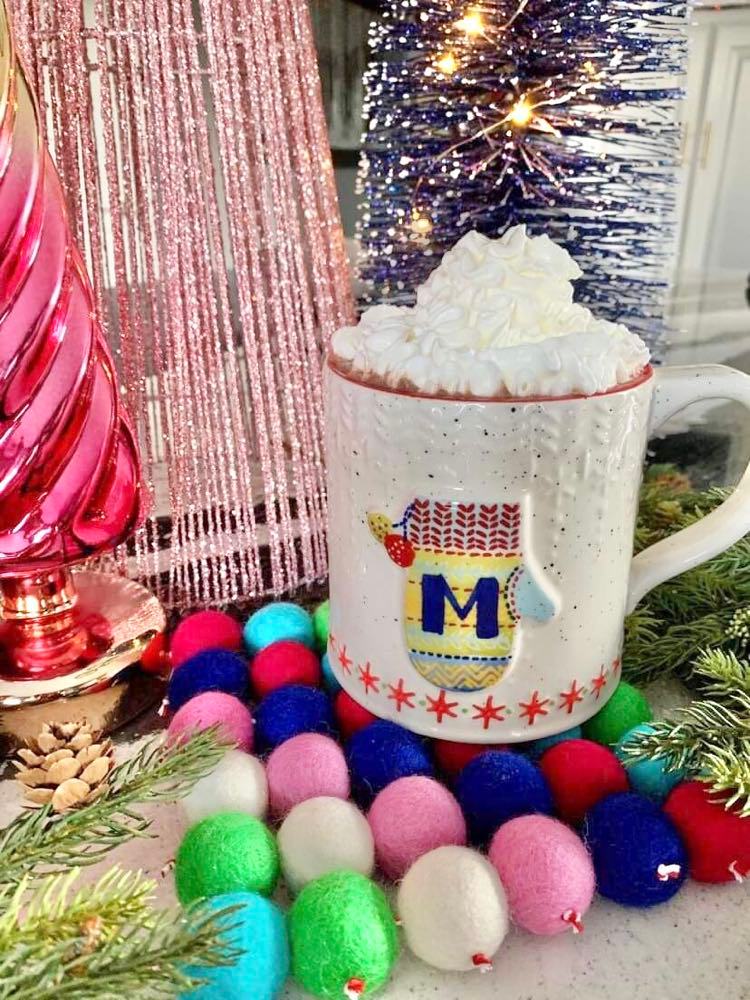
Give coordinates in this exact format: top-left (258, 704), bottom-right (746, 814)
top-left (673, 4), bottom-right (750, 336)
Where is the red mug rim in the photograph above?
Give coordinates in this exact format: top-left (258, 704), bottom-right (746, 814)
top-left (326, 355), bottom-right (654, 404)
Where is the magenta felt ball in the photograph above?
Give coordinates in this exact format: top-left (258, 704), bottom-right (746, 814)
top-left (251, 641), bottom-right (321, 699)
top-left (489, 816), bottom-right (595, 936)
top-left (266, 733), bottom-right (350, 817)
top-left (170, 611), bottom-right (242, 667)
top-left (368, 776), bottom-right (467, 881)
top-left (167, 691), bottom-right (254, 752)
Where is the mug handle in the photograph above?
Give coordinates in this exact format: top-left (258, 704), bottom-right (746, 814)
top-left (626, 364), bottom-right (750, 613)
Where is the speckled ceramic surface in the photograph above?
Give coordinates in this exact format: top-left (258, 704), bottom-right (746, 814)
top-left (326, 363), bottom-right (750, 743)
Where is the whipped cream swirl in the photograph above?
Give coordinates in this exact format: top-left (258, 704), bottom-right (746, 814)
top-left (332, 226), bottom-right (650, 398)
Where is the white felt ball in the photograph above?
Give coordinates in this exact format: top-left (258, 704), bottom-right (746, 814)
top-left (181, 749), bottom-right (268, 825)
top-left (397, 845), bottom-right (509, 972)
top-left (277, 796), bottom-right (375, 893)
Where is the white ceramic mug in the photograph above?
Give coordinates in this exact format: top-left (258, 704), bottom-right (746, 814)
top-left (326, 360), bottom-right (750, 742)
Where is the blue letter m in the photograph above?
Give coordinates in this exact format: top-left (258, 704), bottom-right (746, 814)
top-left (421, 575), bottom-right (499, 639)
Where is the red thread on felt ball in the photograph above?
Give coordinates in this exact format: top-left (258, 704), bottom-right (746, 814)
top-left (335, 690), bottom-right (379, 740)
top-left (664, 780), bottom-right (750, 883)
top-left (539, 739), bottom-right (628, 825)
top-left (368, 776), bottom-right (467, 880)
top-left (167, 691), bottom-right (254, 752)
top-left (488, 815), bottom-right (595, 936)
top-left (266, 733), bottom-right (350, 816)
top-left (170, 611), bottom-right (242, 668)
top-left (251, 641), bottom-right (321, 699)
top-left (433, 740), bottom-right (507, 779)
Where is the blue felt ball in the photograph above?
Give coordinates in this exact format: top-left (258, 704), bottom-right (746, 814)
top-left (583, 792), bottom-right (688, 907)
top-left (347, 720), bottom-right (434, 803)
top-left (615, 724), bottom-right (685, 802)
top-left (525, 725), bottom-right (583, 760)
top-left (455, 750), bottom-right (553, 845)
top-left (182, 892), bottom-right (289, 999)
top-left (168, 650), bottom-right (249, 713)
top-left (320, 653), bottom-right (341, 695)
top-left (254, 684), bottom-right (335, 752)
top-left (244, 603), bottom-right (315, 656)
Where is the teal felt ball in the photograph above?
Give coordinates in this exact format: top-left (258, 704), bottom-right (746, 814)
top-left (526, 725), bottom-right (583, 760)
top-left (176, 812), bottom-right (280, 904)
top-left (320, 653), bottom-right (342, 694)
top-left (289, 870), bottom-right (399, 999)
top-left (244, 603), bottom-right (315, 656)
top-left (615, 724), bottom-right (684, 801)
top-left (182, 892), bottom-right (289, 1000)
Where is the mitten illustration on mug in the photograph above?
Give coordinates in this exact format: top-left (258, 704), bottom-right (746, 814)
top-left (368, 499), bottom-right (556, 692)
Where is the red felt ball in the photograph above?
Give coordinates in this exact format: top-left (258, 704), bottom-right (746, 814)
top-left (433, 739), bottom-right (508, 779)
top-left (334, 689), bottom-right (379, 740)
top-left (251, 640), bottom-right (321, 698)
top-left (170, 610), bottom-right (242, 667)
top-left (140, 632), bottom-right (170, 675)
top-left (664, 780), bottom-right (750, 883)
top-left (539, 738), bottom-right (629, 826)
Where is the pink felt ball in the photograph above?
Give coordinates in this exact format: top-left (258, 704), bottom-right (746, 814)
top-left (251, 640), bottom-right (321, 699)
top-left (489, 815), bottom-right (595, 936)
top-left (266, 732), bottom-right (350, 816)
top-left (167, 691), bottom-right (254, 752)
top-left (368, 776), bottom-right (467, 880)
top-left (334, 689), bottom-right (379, 740)
top-left (170, 611), bottom-right (243, 667)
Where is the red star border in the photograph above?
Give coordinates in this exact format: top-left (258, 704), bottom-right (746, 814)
top-left (591, 666), bottom-right (608, 699)
top-left (426, 690), bottom-right (459, 724)
top-left (472, 695), bottom-right (507, 730)
top-left (518, 690), bottom-right (550, 726)
top-left (611, 657), bottom-right (621, 676)
top-left (387, 679), bottom-right (416, 712)
top-left (337, 644), bottom-right (353, 674)
top-left (358, 662), bottom-right (380, 695)
top-left (559, 680), bottom-right (585, 715)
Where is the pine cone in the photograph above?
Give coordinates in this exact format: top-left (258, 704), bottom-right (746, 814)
top-left (13, 721), bottom-right (115, 812)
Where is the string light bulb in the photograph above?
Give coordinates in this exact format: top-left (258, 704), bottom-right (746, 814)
top-left (410, 212), bottom-right (433, 235)
top-left (435, 52), bottom-right (458, 74)
top-left (456, 9), bottom-right (484, 35)
top-left (508, 97), bottom-right (533, 126)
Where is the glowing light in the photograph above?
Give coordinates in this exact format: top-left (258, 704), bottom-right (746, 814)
top-left (410, 213), bottom-right (433, 235)
top-left (508, 97), bottom-right (533, 126)
top-left (456, 10), bottom-right (484, 35)
top-left (435, 52), bottom-right (458, 74)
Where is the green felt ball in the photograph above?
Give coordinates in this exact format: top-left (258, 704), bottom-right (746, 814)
top-left (582, 681), bottom-right (653, 746)
top-left (289, 871), bottom-right (399, 999)
top-left (312, 600), bottom-right (330, 653)
top-left (176, 812), bottom-right (280, 904)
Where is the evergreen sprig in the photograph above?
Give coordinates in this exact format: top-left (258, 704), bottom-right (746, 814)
top-left (622, 692), bottom-right (750, 816)
top-left (622, 469), bottom-right (750, 815)
top-left (0, 885), bottom-right (238, 1000)
top-left (0, 728), bottom-right (235, 997)
top-left (0, 727), bottom-right (227, 887)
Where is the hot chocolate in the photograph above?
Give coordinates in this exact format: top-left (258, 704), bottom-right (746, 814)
top-left (332, 226), bottom-right (649, 398)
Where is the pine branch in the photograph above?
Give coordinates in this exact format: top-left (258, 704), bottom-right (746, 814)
top-left (0, 868), bottom-right (152, 949)
top-left (622, 610), bottom-right (731, 686)
top-left (691, 648), bottom-right (750, 699)
top-left (621, 694), bottom-right (750, 817)
top-left (0, 728), bottom-right (228, 887)
top-left (0, 895), bottom-right (240, 1000)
